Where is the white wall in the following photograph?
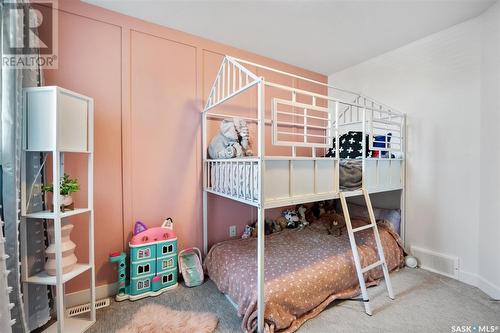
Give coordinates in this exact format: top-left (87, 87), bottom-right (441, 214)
top-left (478, 1), bottom-right (500, 299)
top-left (329, 2), bottom-right (500, 298)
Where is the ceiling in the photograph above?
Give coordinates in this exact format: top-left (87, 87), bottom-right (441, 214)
top-left (84, 0), bottom-right (495, 74)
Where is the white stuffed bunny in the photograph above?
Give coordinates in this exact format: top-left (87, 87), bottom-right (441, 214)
top-left (208, 118), bottom-right (252, 159)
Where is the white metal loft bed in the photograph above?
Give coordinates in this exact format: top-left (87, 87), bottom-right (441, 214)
top-left (202, 56), bottom-right (406, 333)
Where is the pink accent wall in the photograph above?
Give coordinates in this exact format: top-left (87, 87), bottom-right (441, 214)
top-left (42, 0), bottom-right (327, 292)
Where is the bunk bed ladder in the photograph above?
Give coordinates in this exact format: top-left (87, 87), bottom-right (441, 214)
top-left (339, 188), bottom-right (395, 315)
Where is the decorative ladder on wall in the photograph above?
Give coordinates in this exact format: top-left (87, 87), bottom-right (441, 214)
top-left (339, 188), bottom-right (395, 315)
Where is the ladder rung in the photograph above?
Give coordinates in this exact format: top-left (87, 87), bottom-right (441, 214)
top-left (352, 223), bottom-right (375, 233)
top-left (362, 260), bottom-right (383, 273)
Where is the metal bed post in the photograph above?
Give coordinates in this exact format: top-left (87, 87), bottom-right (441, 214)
top-left (334, 101), bottom-right (340, 190)
top-left (401, 114), bottom-right (407, 246)
top-left (362, 107), bottom-right (366, 188)
top-left (256, 78), bottom-right (265, 333)
top-left (202, 105), bottom-right (208, 255)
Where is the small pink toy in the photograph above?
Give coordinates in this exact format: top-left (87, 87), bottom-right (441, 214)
top-left (130, 218), bottom-right (176, 245)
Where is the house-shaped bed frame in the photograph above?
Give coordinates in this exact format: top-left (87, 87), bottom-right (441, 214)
top-left (202, 56), bottom-right (406, 333)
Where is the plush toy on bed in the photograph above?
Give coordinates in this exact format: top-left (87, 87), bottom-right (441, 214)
top-left (317, 211), bottom-right (346, 237)
top-left (283, 209), bottom-right (300, 229)
top-left (328, 212), bottom-right (346, 237)
top-left (270, 219), bottom-right (282, 233)
top-left (324, 199), bottom-right (336, 213)
top-left (265, 219), bottom-right (275, 235)
top-left (275, 216), bottom-right (288, 231)
top-left (242, 225), bottom-right (253, 239)
top-left (296, 205), bottom-right (309, 229)
top-left (246, 219), bottom-right (274, 238)
top-left (312, 201), bottom-right (326, 219)
top-left (305, 206), bottom-right (317, 224)
top-left (208, 118), bottom-right (252, 159)
top-left (242, 217), bottom-right (285, 238)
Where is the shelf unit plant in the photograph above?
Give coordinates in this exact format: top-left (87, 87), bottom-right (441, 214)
top-left (20, 86), bottom-right (95, 333)
top-left (42, 173), bottom-right (80, 212)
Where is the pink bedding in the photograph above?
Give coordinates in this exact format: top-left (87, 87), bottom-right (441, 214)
top-left (204, 219), bottom-right (405, 333)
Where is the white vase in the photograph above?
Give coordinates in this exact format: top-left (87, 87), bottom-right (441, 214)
top-left (45, 223), bottom-right (78, 276)
top-left (61, 195), bottom-right (73, 207)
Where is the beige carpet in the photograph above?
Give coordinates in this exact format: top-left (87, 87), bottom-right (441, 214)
top-left (88, 268), bottom-right (500, 333)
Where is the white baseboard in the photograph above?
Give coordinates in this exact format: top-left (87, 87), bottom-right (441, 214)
top-left (477, 275), bottom-right (500, 300)
top-left (460, 270), bottom-right (500, 300)
top-left (65, 282), bottom-right (117, 308)
top-left (410, 245), bottom-right (500, 300)
top-left (459, 270), bottom-right (478, 286)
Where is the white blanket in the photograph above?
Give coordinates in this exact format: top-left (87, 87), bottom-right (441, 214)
top-left (210, 162), bottom-right (259, 201)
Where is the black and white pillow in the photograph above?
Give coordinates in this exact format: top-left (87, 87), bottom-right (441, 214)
top-left (325, 131), bottom-right (372, 159)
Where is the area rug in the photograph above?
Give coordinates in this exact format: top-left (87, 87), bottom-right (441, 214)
top-left (116, 304), bottom-right (219, 333)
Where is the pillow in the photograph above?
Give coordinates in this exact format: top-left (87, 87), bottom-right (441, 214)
top-left (346, 202), bottom-right (401, 234)
top-left (325, 131), bottom-right (373, 159)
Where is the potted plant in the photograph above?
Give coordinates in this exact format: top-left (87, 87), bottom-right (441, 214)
top-left (42, 174), bottom-right (80, 212)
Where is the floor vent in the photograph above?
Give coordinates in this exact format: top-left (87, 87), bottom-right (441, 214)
top-left (66, 298), bottom-right (110, 317)
top-left (410, 246), bottom-right (459, 279)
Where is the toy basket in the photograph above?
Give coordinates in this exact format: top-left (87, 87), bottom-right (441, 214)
top-left (178, 247), bottom-right (204, 287)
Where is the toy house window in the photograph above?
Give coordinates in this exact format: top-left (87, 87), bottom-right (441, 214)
top-left (162, 244), bottom-right (173, 255)
top-left (137, 264), bottom-right (150, 275)
top-left (138, 249), bottom-right (151, 259)
top-left (137, 279), bottom-right (150, 290)
top-left (162, 274), bottom-right (173, 284)
top-left (162, 258), bottom-right (174, 270)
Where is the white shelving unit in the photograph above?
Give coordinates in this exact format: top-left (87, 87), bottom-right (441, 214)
top-left (20, 86), bottom-right (95, 333)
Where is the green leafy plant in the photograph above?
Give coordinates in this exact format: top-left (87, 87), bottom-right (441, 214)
top-left (42, 174), bottom-right (80, 196)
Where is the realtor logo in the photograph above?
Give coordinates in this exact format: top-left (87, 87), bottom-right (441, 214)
top-left (2, 0), bottom-right (58, 69)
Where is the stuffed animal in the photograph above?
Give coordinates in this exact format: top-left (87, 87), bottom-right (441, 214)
top-left (324, 199), bottom-right (336, 213)
top-left (208, 119), bottom-right (242, 159)
top-left (242, 225), bottom-right (253, 239)
top-left (250, 222), bottom-right (258, 238)
top-left (296, 205), bottom-right (309, 229)
top-left (208, 118), bottom-right (252, 159)
top-left (270, 219), bottom-right (282, 233)
top-left (283, 209), bottom-right (299, 229)
top-left (265, 219), bottom-right (274, 235)
top-left (275, 216), bottom-right (288, 230)
top-left (312, 201), bottom-right (326, 219)
top-left (249, 219), bottom-right (273, 237)
top-left (305, 206), bottom-right (317, 224)
top-left (233, 118), bottom-right (253, 156)
top-left (318, 211), bottom-right (346, 237)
